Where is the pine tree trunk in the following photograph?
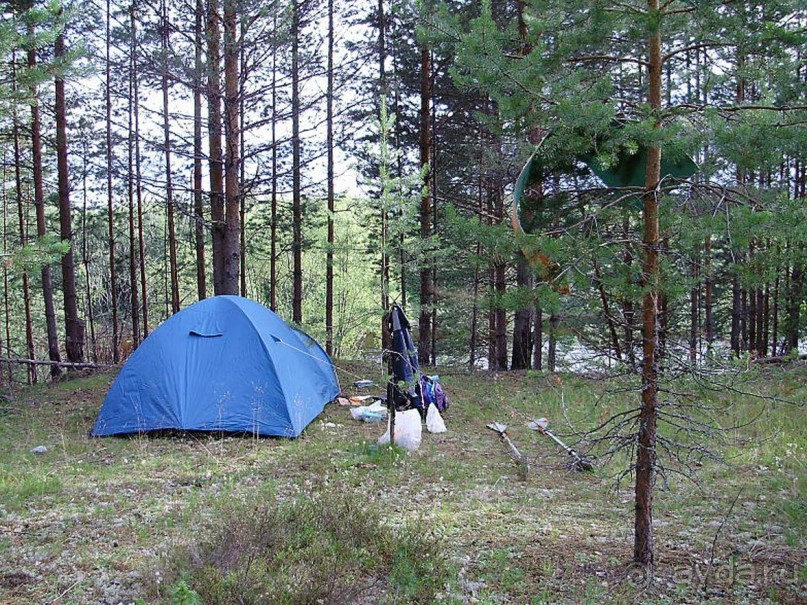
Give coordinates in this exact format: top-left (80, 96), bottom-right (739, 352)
top-left (634, 0), bottom-right (662, 568)
top-left (291, 0), bottom-right (303, 323)
top-left (772, 274), bottom-right (780, 355)
top-left (622, 215), bottom-right (636, 368)
top-left (207, 0), bottom-right (225, 295)
top-left (12, 94), bottom-right (36, 384)
top-left (418, 45), bottom-right (433, 365)
top-left (2, 162), bottom-right (14, 381)
top-left (132, 9), bottom-right (148, 338)
top-left (787, 264), bottom-right (803, 354)
top-left (533, 300), bottom-right (543, 370)
top-left (788, 162), bottom-right (805, 352)
top-left (193, 0), bottom-right (207, 301)
top-left (222, 0), bottom-right (240, 295)
top-left (741, 287), bottom-right (748, 352)
top-left (547, 313), bottom-right (558, 372)
top-left (28, 28), bottom-right (61, 376)
top-left (748, 244), bottom-right (757, 355)
top-left (270, 14), bottom-right (278, 311)
top-left (56, 25), bottom-right (84, 364)
top-left (731, 274), bottom-right (741, 356)
top-left (80, 157), bottom-right (97, 362)
top-left (392, 14), bottom-right (407, 310)
top-left (762, 283), bottom-right (770, 357)
top-left (484, 179), bottom-right (499, 370)
top-left (128, 5), bottom-right (141, 347)
top-left (469, 133), bottom-right (483, 372)
top-left (493, 180), bottom-right (507, 371)
top-left (162, 0), bottom-right (180, 312)
top-left (105, 0), bottom-right (119, 363)
top-left (511, 255), bottom-right (533, 369)
top-left (704, 236), bottom-right (714, 351)
top-left (378, 0), bottom-right (390, 322)
top-left (594, 258), bottom-right (623, 362)
top-left (495, 261), bottom-right (507, 371)
top-left (325, 0), bottom-right (335, 356)
top-left (430, 99), bottom-right (438, 366)
top-left (239, 17), bottom-right (247, 298)
top-left (689, 248), bottom-right (699, 364)
top-left (469, 258), bottom-right (480, 371)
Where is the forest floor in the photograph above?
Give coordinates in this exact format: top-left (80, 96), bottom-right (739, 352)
top-left (0, 360), bottom-right (804, 604)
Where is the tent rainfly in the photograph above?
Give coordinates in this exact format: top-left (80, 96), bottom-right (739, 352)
top-left (91, 296), bottom-right (339, 438)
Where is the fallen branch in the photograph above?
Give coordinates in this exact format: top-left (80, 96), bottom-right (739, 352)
top-left (754, 354), bottom-right (807, 365)
top-left (0, 357), bottom-right (108, 369)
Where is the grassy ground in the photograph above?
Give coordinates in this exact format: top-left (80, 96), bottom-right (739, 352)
top-left (0, 361), bottom-right (804, 604)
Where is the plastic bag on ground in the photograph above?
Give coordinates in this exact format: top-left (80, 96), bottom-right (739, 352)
top-left (350, 400), bottom-right (387, 422)
top-left (425, 404), bottom-right (447, 433)
top-left (378, 408), bottom-right (422, 451)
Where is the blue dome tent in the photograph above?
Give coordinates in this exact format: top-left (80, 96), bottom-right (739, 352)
top-left (91, 296), bottom-right (339, 438)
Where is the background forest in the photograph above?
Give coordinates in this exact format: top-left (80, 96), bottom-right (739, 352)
top-left (0, 0), bottom-right (805, 383)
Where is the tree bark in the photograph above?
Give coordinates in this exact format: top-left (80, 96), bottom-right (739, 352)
top-left (469, 129), bottom-right (483, 372)
top-left (594, 257), bottom-right (623, 362)
top-left (378, 0), bottom-right (390, 322)
top-left (239, 18), bottom-right (247, 298)
top-left (207, 0), bottom-right (225, 295)
top-left (511, 255), bottom-right (533, 369)
top-left (161, 0), bottom-right (180, 312)
top-left (689, 247), bottom-right (699, 364)
top-left (731, 273), bottom-right (741, 356)
top-left (2, 161), bottom-right (13, 382)
top-left (788, 162), bottom-right (806, 353)
top-left (133, 8), bottom-right (148, 338)
top-left (771, 274), bottom-right (780, 355)
top-left (12, 86), bottom-right (36, 384)
top-left (81, 152), bottom-right (96, 362)
top-left (291, 0), bottom-right (303, 323)
top-left (634, 0), bottom-right (662, 569)
top-left (128, 5), bottom-right (141, 347)
top-left (55, 24), bottom-right (84, 363)
top-left (786, 264), bottom-right (803, 354)
top-left (748, 244), bottom-right (757, 355)
top-left (270, 15), bottom-right (278, 311)
top-left (28, 23), bottom-right (61, 376)
top-left (222, 0), bottom-right (241, 295)
top-left (193, 0), bottom-right (207, 301)
top-left (532, 300), bottom-right (543, 370)
top-left (105, 0), bottom-right (119, 363)
top-left (622, 215), bottom-right (637, 369)
top-left (325, 0), bottom-right (335, 355)
top-left (547, 313), bottom-right (558, 372)
top-left (418, 45), bottom-right (433, 365)
top-left (704, 236), bottom-right (714, 350)
top-left (494, 260), bottom-right (507, 371)
top-left (761, 283), bottom-right (769, 357)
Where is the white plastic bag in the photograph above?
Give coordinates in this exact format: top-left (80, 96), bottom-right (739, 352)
top-left (378, 408), bottom-right (422, 451)
top-left (425, 404), bottom-right (447, 433)
top-left (350, 400), bottom-right (387, 422)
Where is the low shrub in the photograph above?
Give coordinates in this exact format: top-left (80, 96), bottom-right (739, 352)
top-left (157, 491), bottom-right (448, 604)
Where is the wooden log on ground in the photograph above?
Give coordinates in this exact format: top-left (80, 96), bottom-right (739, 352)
top-left (0, 357), bottom-right (107, 369)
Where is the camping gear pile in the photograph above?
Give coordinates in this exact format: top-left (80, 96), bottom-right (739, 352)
top-left (375, 303), bottom-right (448, 451)
top-left (91, 295), bottom-right (449, 450)
top-left (350, 400), bottom-right (387, 423)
